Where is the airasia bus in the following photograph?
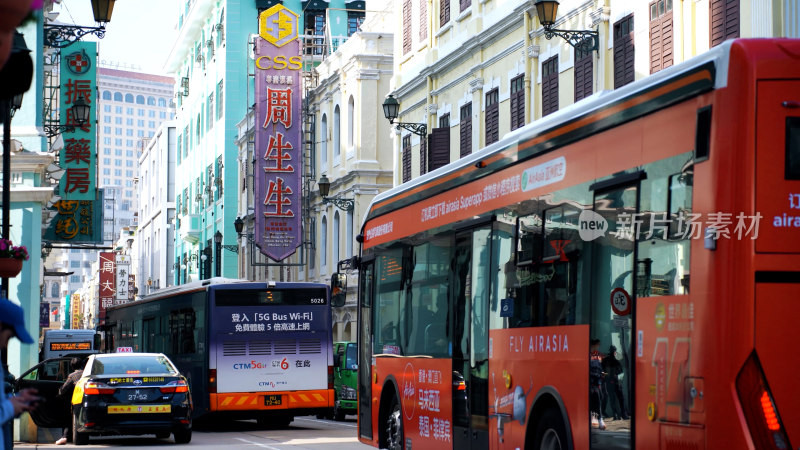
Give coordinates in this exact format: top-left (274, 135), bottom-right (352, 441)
top-left (352, 39), bottom-right (799, 449)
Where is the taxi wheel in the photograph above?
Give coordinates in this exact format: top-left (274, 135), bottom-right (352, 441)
top-left (72, 412), bottom-right (89, 446)
top-left (174, 428), bottom-right (192, 444)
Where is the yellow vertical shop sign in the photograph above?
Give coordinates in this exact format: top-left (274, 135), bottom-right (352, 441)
top-left (71, 293), bottom-right (81, 329)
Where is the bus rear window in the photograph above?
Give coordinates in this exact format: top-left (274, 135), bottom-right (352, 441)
top-left (214, 289), bottom-right (327, 306)
top-left (786, 117), bottom-right (800, 179)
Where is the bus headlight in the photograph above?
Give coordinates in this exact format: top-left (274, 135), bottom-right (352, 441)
top-left (340, 385), bottom-right (357, 400)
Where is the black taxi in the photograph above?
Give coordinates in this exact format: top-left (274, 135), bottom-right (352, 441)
top-left (69, 353), bottom-right (192, 445)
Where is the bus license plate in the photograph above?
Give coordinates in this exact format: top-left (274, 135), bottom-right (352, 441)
top-left (264, 395), bottom-right (282, 406)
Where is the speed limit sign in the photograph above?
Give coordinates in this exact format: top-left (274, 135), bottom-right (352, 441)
top-left (610, 287), bottom-right (631, 316)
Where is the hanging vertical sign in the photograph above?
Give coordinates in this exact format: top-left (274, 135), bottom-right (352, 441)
top-left (71, 293), bottom-right (82, 329)
top-left (98, 252), bottom-right (116, 322)
top-left (254, 5), bottom-right (302, 261)
top-left (115, 254), bottom-right (131, 304)
top-left (43, 188), bottom-right (104, 243)
top-left (59, 41), bottom-right (97, 202)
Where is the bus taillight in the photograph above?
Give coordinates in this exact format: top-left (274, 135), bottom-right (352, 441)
top-left (328, 365), bottom-right (334, 390)
top-left (209, 369), bottom-right (217, 394)
top-left (735, 352), bottom-right (792, 450)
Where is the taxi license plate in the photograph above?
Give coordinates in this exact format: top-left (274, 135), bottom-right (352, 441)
top-left (264, 395), bottom-right (282, 406)
top-left (107, 405), bottom-right (172, 414)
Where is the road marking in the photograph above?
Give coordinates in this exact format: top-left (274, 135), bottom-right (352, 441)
top-left (235, 437), bottom-right (283, 449)
top-left (294, 417), bottom-right (358, 428)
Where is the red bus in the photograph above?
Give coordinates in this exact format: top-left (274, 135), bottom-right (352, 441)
top-left (351, 39), bottom-right (799, 450)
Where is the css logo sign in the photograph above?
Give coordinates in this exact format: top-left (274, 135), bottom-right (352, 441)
top-left (578, 210), bottom-right (608, 241)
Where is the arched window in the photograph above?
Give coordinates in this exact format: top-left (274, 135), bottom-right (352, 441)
top-left (346, 210), bottom-right (353, 258)
top-left (321, 216), bottom-right (328, 269)
top-left (136, 95), bottom-right (145, 104)
top-left (320, 114), bottom-right (328, 167)
top-left (158, 98), bottom-right (167, 107)
top-left (309, 218), bottom-right (316, 271)
top-left (113, 92), bottom-right (123, 102)
top-left (347, 96), bottom-right (354, 148)
top-left (333, 105), bottom-right (340, 158)
top-left (147, 96), bottom-right (156, 106)
top-left (102, 90), bottom-right (112, 100)
top-left (125, 93), bottom-right (134, 103)
top-left (333, 212), bottom-right (340, 265)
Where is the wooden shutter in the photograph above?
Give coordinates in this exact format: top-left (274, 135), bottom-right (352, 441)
top-left (649, 0), bottom-right (674, 74)
top-left (403, 0), bottom-right (412, 54)
top-left (419, 137), bottom-right (427, 175)
top-left (510, 75), bottom-right (525, 130)
top-left (402, 135), bottom-right (411, 182)
top-left (710, 0), bottom-right (739, 47)
top-left (574, 46), bottom-right (593, 101)
top-left (485, 89), bottom-right (499, 145)
top-left (614, 15), bottom-right (635, 89)
top-left (460, 103), bottom-right (472, 157)
top-left (440, 0), bottom-right (450, 27)
top-left (428, 127), bottom-right (451, 171)
top-left (460, 0), bottom-right (471, 13)
top-left (420, 0), bottom-right (428, 41)
top-left (542, 56), bottom-right (559, 116)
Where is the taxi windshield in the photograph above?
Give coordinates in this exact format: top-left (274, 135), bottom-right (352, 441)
top-left (90, 355), bottom-right (177, 375)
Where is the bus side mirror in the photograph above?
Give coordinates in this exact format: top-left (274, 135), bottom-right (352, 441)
top-left (331, 273), bottom-right (347, 307)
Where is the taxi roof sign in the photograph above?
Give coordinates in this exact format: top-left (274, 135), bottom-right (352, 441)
top-left (258, 4), bottom-right (299, 47)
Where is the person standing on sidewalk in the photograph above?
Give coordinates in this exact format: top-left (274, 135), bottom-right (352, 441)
top-left (0, 300), bottom-right (40, 447)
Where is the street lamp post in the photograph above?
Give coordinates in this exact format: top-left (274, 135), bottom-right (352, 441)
top-left (382, 94), bottom-right (427, 137)
top-left (317, 175), bottom-right (354, 212)
top-left (214, 231), bottom-right (222, 278)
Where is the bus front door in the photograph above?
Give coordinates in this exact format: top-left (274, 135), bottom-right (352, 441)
top-left (452, 226), bottom-right (491, 449)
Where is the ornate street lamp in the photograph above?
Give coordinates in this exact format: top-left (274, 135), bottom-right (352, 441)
top-left (382, 94), bottom-right (427, 137)
top-left (44, 95), bottom-right (91, 137)
top-left (317, 175), bottom-right (354, 212)
top-left (44, 0), bottom-right (116, 48)
top-left (534, 0), bottom-right (598, 53)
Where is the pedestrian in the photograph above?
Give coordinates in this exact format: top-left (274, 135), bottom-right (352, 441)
top-left (603, 345), bottom-right (629, 421)
top-left (0, 300), bottom-right (40, 446)
top-left (55, 357), bottom-right (85, 445)
top-left (589, 338), bottom-right (606, 430)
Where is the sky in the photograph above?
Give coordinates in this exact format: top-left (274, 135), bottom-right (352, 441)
top-left (54, 0), bottom-right (177, 75)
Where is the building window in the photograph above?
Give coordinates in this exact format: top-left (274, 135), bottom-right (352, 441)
top-left (216, 79), bottom-right (224, 119)
top-left (333, 105), bottom-right (341, 158)
top-left (346, 211), bottom-right (353, 258)
top-left (348, 11), bottom-right (365, 36)
top-left (320, 114), bottom-right (328, 167)
top-left (420, 0), bottom-right (427, 41)
top-left (403, 0), bottom-right (412, 54)
top-left (542, 56), bottom-right (559, 116)
top-left (710, 0), bottom-right (739, 47)
top-left (460, 0), bottom-right (471, 13)
top-left (460, 103), bottom-right (472, 157)
top-left (485, 88), bottom-right (499, 145)
top-left (321, 216), bottom-right (328, 269)
top-left (419, 134), bottom-right (427, 175)
top-left (113, 92), bottom-right (123, 102)
top-left (333, 212), bottom-right (340, 265)
top-left (510, 75), bottom-right (525, 130)
top-left (102, 90), bottom-right (111, 100)
top-left (574, 41), bottom-right (594, 101)
top-left (125, 93), bottom-right (134, 103)
top-left (402, 135), bottom-right (412, 183)
top-left (136, 95), bottom-right (145, 104)
top-left (650, 0), bottom-right (674, 73)
top-left (429, 124), bottom-right (450, 171)
top-left (440, 0), bottom-right (450, 27)
top-left (207, 92), bottom-right (215, 130)
top-left (347, 96), bottom-right (354, 148)
top-left (614, 14), bottom-right (635, 89)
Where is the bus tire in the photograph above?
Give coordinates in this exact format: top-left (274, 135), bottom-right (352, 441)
top-left (333, 402), bottom-right (346, 421)
top-left (384, 396), bottom-right (403, 450)
top-left (72, 411), bottom-right (88, 446)
top-left (530, 408), bottom-right (567, 450)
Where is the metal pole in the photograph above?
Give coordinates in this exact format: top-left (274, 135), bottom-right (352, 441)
top-left (2, 98), bottom-right (13, 450)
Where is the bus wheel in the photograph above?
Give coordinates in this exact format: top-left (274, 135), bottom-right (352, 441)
top-left (384, 397), bottom-right (403, 450)
top-left (531, 408), bottom-right (567, 450)
top-left (333, 403), bottom-right (346, 421)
